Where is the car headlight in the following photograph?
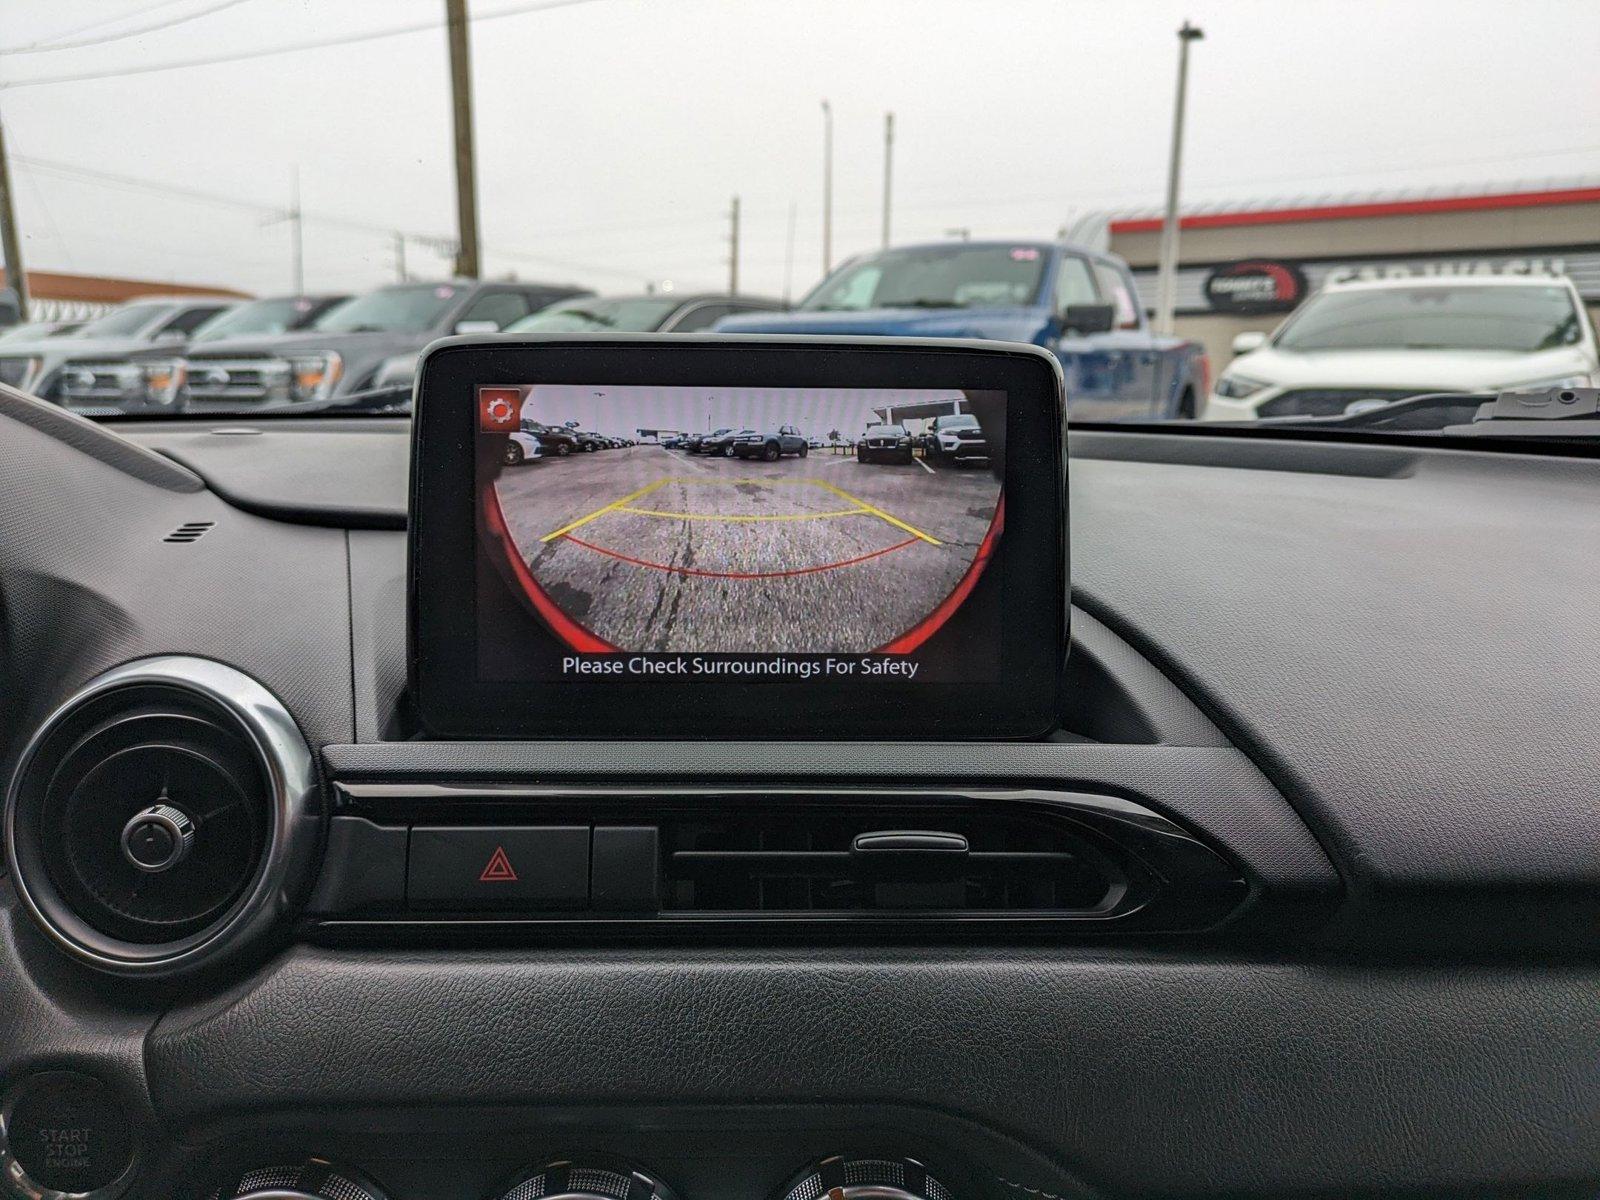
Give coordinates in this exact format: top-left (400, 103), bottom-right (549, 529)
top-left (289, 353), bottom-right (342, 402)
top-left (140, 358), bottom-right (187, 407)
top-left (1500, 372), bottom-right (1593, 391)
top-left (1213, 373), bottom-right (1270, 400)
top-left (372, 352), bottom-right (418, 390)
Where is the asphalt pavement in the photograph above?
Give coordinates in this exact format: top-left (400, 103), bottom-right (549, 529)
top-left (494, 443), bottom-right (1001, 653)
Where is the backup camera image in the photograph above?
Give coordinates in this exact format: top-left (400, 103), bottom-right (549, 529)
top-left (478, 384), bottom-right (1004, 663)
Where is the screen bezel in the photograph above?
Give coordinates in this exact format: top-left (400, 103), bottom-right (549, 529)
top-left (410, 335), bottom-right (1067, 740)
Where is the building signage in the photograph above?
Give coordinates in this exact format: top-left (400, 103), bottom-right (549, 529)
top-left (1202, 260), bottom-right (1307, 314)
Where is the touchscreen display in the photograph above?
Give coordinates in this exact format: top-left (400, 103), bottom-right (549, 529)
top-left (476, 384), bottom-right (1005, 685)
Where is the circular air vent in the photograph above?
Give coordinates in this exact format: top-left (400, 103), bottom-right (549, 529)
top-left (4, 657), bottom-right (320, 976)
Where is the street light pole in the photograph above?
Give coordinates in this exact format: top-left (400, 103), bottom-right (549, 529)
top-left (0, 112), bottom-right (30, 322)
top-left (728, 195), bottom-right (740, 295)
top-left (445, 0), bottom-right (482, 279)
top-left (882, 111), bottom-right (894, 248)
top-left (821, 99), bottom-right (833, 275)
top-left (1153, 20), bottom-right (1203, 337)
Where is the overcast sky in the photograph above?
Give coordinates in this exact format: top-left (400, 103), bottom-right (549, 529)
top-left (2, 0), bottom-right (1597, 301)
top-left (521, 384), bottom-right (964, 435)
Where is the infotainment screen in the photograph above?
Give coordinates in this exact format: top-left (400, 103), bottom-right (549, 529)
top-left (411, 338), bottom-right (1065, 739)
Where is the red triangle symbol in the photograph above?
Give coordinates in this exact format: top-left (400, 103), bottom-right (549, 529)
top-left (479, 845), bottom-right (519, 883)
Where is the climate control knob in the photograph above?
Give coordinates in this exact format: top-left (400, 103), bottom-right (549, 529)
top-left (775, 1155), bottom-right (953, 1200)
top-left (208, 1158), bottom-right (387, 1200)
top-left (490, 1160), bottom-right (679, 1200)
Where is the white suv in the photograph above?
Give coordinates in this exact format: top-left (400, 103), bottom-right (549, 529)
top-left (1204, 275), bottom-right (1599, 420)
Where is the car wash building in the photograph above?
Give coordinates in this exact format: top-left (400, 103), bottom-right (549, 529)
top-left (1107, 178), bottom-right (1600, 367)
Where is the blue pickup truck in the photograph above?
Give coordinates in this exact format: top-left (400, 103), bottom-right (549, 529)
top-left (716, 240), bottom-right (1209, 420)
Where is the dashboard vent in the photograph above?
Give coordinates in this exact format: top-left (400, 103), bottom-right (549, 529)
top-left (663, 803), bottom-right (1124, 915)
top-left (164, 520), bottom-right (215, 543)
top-left (4, 657), bottom-right (321, 975)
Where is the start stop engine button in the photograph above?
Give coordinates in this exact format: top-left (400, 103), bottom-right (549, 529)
top-left (1, 1072), bottom-right (135, 1198)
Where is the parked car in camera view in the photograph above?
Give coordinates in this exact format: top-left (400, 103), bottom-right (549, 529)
top-left (923, 412), bottom-right (990, 464)
top-left (1205, 274), bottom-right (1600, 420)
top-left (502, 430), bottom-right (543, 465)
top-left (699, 427), bottom-right (755, 456)
top-left (520, 419), bottom-right (581, 456)
top-left (0, 295), bottom-right (238, 413)
top-left (732, 424), bottom-right (809, 460)
top-left (714, 240), bottom-right (1209, 420)
top-left (180, 279), bottom-right (589, 412)
top-left (508, 291), bottom-right (785, 334)
top-left (857, 423), bottom-right (916, 464)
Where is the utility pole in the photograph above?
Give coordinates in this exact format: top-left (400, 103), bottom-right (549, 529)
top-left (394, 232), bottom-right (409, 282)
top-left (1154, 20), bottom-right (1204, 336)
top-left (727, 195), bottom-right (740, 295)
top-left (289, 165), bottom-right (303, 293)
top-left (782, 199), bottom-right (797, 306)
top-left (445, 0), bottom-right (481, 279)
top-left (882, 111), bottom-right (894, 248)
top-left (0, 112), bottom-right (30, 322)
top-left (820, 99), bottom-right (833, 275)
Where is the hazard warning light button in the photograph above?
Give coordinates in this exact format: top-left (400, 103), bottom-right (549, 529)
top-left (408, 826), bottom-right (589, 910)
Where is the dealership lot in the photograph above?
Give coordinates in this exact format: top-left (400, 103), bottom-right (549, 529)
top-left (494, 443), bottom-right (1001, 653)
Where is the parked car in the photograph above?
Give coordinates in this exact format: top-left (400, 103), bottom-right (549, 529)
top-left (180, 280), bottom-right (589, 411)
top-left (857, 424), bottom-right (915, 464)
top-left (572, 430), bottom-right (609, 452)
top-left (715, 240), bottom-right (1209, 420)
top-left (520, 419), bottom-right (580, 456)
top-left (508, 292), bottom-right (785, 334)
top-left (732, 425), bottom-right (809, 460)
top-left (0, 295), bottom-right (238, 412)
top-left (686, 427), bottom-right (734, 454)
top-left (0, 320), bottom-right (84, 343)
top-left (503, 431), bottom-right (543, 465)
top-left (700, 427), bottom-right (755, 457)
top-left (1204, 275), bottom-right (1600, 420)
top-left (923, 413), bottom-right (989, 464)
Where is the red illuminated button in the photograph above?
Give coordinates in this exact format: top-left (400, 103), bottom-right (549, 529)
top-left (479, 387), bottom-right (522, 432)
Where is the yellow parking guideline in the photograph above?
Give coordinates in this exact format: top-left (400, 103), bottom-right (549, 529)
top-left (539, 478), bottom-right (670, 542)
top-left (619, 506), bottom-right (869, 522)
top-left (808, 479), bottom-right (941, 545)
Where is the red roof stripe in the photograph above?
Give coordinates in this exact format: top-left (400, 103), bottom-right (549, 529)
top-left (1108, 186), bottom-right (1600, 234)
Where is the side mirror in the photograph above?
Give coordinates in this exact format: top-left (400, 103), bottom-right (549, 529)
top-left (1231, 331), bottom-right (1268, 355)
top-left (1061, 303), bottom-right (1115, 336)
top-left (455, 319), bottom-right (501, 334)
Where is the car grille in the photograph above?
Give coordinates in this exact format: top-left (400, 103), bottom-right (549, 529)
top-left (867, 438), bottom-right (900, 448)
top-left (0, 357), bottom-right (34, 389)
top-left (955, 430), bottom-right (984, 441)
top-left (182, 357), bottom-right (291, 407)
top-left (1259, 387), bottom-right (1442, 419)
top-left (55, 361), bottom-right (142, 405)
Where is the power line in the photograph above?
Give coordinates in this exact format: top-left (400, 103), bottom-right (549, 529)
top-left (12, 153), bottom-right (652, 281)
top-left (0, 0), bottom-right (257, 56)
top-left (5, 0), bottom-right (197, 51)
top-left (0, 0), bottom-right (616, 90)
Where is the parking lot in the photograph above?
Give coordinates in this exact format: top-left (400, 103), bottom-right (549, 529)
top-left (494, 443), bottom-right (1001, 653)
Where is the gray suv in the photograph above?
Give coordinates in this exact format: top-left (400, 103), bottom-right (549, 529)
top-left (178, 280), bottom-right (588, 413)
top-left (0, 296), bottom-right (236, 412)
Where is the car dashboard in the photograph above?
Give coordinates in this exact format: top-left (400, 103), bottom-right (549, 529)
top-left (2, 385), bottom-right (1598, 1200)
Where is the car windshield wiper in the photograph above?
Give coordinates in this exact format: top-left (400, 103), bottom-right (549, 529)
top-left (553, 309), bottom-right (616, 327)
top-left (1251, 386), bottom-right (1600, 437)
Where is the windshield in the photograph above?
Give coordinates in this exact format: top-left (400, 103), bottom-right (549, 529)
top-left (191, 297), bottom-right (329, 343)
top-left (1275, 286), bottom-right (1582, 354)
top-left (508, 296), bottom-right (679, 332)
top-left (2, 5), bottom-right (1595, 436)
top-left (801, 245), bottom-right (1047, 311)
top-left (936, 415), bottom-right (980, 430)
top-left (0, 322), bottom-right (80, 343)
top-left (312, 285), bottom-right (460, 334)
top-left (72, 305), bottom-right (172, 339)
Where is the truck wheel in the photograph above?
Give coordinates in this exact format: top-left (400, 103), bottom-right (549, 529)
top-left (798, 443), bottom-right (808, 458)
top-left (503, 442), bottom-right (524, 466)
top-left (1178, 388), bottom-right (1197, 419)
top-left (763, 442), bottom-right (780, 462)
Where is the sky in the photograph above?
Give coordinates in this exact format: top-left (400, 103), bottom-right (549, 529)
top-left (520, 384), bottom-right (966, 437)
top-left (2, 0), bottom-right (1597, 302)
